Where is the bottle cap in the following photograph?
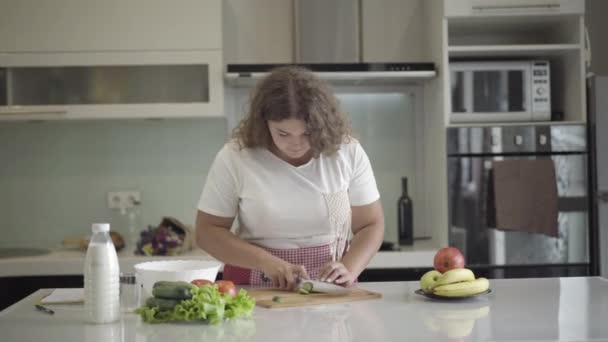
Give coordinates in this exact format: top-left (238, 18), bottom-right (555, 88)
top-left (91, 223), bottom-right (110, 233)
top-left (120, 272), bottom-right (137, 284)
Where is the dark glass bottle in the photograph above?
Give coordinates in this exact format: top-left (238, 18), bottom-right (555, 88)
top-left (398, 177), bottom-right (413, 245)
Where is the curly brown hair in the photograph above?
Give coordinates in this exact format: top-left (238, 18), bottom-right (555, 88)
top-left (232, 66), bottom-right (352, 157)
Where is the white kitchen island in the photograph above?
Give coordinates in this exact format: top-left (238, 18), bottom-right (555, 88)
top-left (1, 277), bottom-right (608, 341)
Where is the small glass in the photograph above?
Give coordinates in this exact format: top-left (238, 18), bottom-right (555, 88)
top-left (119, 273), bottom-right (140, 313)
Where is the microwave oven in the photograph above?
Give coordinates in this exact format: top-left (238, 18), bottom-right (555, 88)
top-left (450, 60), bottom-right (551, 123)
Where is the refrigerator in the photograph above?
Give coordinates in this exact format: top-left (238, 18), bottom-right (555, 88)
top-left (589, 76), bottom-right (608, 278)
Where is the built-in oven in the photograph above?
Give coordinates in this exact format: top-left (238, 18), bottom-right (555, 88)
top-left (447, 124), bottom-right (591, 278)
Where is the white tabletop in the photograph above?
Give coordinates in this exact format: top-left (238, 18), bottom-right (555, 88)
top-left (2, 277), bottom-right (608, 341)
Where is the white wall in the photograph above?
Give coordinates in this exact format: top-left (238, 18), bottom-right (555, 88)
top-left (225, 85), bottom-right (426, 245)
top-left (0, 119), bottom-right (226, 248)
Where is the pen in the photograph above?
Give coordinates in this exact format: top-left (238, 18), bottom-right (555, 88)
top-left (35, 304), bottom-right (55, 315)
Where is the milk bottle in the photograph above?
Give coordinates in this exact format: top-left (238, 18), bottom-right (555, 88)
top-left (84, 223), bottom-right (120, 323)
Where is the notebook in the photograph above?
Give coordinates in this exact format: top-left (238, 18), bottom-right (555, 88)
top-left (40, 288), bottom-right (84, 304)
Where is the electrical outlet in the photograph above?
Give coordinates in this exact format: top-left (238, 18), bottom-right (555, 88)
top-left (107, 191), bottom-right (141, 210)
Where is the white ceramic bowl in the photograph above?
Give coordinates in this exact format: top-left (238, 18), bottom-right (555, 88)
top-left (134, 260), bottom-right (221, 297)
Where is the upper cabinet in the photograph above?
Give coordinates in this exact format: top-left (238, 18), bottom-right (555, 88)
top-left (443, 0), bottom-right (587, 124)
top-left (0, 50), bottom-right (223, 121)
top-left (222, 0), bottom-right (430, 64)
top-left (0, 0), bottom-right (223, 121)
top-left (444, 0), bottom-right (584, 17)
top-left (222, 0), bottom-right (294, 64)
top-left (294, 0), bottom-right (360, 63)
top-left (0, 0), bottom-right (221, 52)
top-left (361, 0), bottom-right (427, 63)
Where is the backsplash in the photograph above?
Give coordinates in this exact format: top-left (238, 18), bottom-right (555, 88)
top-left (227, 87), bottom-right (422, 245)
top-left (341, 91), bottom-right (420, 244)
top-left (0, 118), bottom-right (226, 248)
top-left (0, 90), bottom-right (421, 249)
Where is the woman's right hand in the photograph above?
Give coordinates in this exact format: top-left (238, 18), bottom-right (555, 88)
top-left (262, 258), bottom-right (310, 290)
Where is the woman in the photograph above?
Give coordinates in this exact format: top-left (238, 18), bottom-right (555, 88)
top-left (195, 66), bottom-right (384, 289)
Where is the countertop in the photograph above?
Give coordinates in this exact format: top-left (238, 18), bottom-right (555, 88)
top-left (0, 240), bottom-right (437, 277)
top-left (2, 277), bottom-right (608, 341)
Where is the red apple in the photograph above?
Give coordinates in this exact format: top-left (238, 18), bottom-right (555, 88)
top-left (433, 247), bottom-right (465, 273)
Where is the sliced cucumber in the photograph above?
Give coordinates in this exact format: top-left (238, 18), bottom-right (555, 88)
top-left (301, 281), bottom-right (314, 292)
top-left (298, 288), bottom-right (310, 295)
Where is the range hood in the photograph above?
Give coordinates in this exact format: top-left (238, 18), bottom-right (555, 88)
top-left (225, 63), bottom-right (436, 87)
top-left (225, 0), bottom-right (435, 86)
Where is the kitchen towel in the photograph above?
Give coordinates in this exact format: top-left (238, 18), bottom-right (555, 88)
top-left (492, 159), bottom-right (559, 237)
top-left (40, 288), bottom-right (84, 304)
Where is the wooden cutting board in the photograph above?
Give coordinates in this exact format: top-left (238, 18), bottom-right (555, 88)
top-left (248, 287), bottom-right (382, 308)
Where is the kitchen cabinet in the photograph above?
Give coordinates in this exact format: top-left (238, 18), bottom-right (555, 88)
top-left (444, 0), bottom-right (585, 17)
top-left (361, 0), bottom-right (427, 62)
top-left (223, 0), bottom-right (429, 64)
top-left (445, 7), bottom-right (587, 123)
top-left (293, 0), bottom-right (360, 63)
top-left (417, 0), bottom-right (589, 251)
top-left (0, 0), bottom-right (221, 52)
top-left (222, 0), bottom-right (294, 64)
top-left (0, 50), bottom-right (223, 120)
top-left (0, 276), bottom-right (82, 312)
top-left (0, 0), bottom-right (224, 120)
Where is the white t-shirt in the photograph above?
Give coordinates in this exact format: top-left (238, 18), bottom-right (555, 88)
top-left (197, 139), bottom-right (380, 248)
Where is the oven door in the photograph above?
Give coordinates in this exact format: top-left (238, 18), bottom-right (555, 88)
top-left (447, 153), bottom-right (589, 270)
top-left (450, 61), bottom-right (532, 123)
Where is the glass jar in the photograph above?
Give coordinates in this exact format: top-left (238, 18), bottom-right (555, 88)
top-left (119, 273), bottom-right (140, 313)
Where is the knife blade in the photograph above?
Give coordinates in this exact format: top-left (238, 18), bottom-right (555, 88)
top-left (296, 279), bottom-right (351, 295)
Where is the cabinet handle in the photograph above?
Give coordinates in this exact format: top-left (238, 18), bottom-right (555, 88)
top-left (0, 109), bottom-right (67, 116)
top-left (472, 4), bottom-right (560, 12)
top-left (599, 191), bottom-right (608, 204)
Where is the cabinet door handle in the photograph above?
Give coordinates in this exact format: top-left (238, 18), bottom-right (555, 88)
top-left (473, 4), bottom-right (560, 12)
top-left (0, 109), bottom-right (67, 116)
top-left (599, 191), bottom-right (608, 203)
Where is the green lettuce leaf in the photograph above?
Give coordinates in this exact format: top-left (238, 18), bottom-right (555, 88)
top-left (135, 285), bottom-right (255, 324)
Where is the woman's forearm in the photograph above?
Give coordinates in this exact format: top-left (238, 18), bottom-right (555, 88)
top-left (340, 221), bottom-right (384, 278)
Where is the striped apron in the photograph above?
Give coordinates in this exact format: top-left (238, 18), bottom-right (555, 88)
top-left (223, 191), bottom-right (352, 285)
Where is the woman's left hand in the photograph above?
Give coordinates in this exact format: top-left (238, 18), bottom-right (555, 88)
top-left (318, 261), bottom-right (356, 287)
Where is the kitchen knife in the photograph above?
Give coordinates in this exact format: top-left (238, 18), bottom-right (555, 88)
top-left (296, 279), bottom-right (351, 295)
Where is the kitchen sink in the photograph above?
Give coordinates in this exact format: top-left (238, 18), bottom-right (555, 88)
top-left (0, 247), bottom-right (51, 258)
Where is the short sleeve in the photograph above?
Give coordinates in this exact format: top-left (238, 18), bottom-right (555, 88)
top-left (348, 142), bottom-right (380, 206)
top-left (197, 145), bottom-right (240, 217)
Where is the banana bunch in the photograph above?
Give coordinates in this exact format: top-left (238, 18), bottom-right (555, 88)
top-left (419, 268), bottom-right (490, 297)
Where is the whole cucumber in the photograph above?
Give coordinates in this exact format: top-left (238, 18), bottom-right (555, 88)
top-left (152, 281), bottom-right (194, 289)
top-left (145, 297), bottom-right (182, 311)
top-left (152, 283), bottom-right (196, 299)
